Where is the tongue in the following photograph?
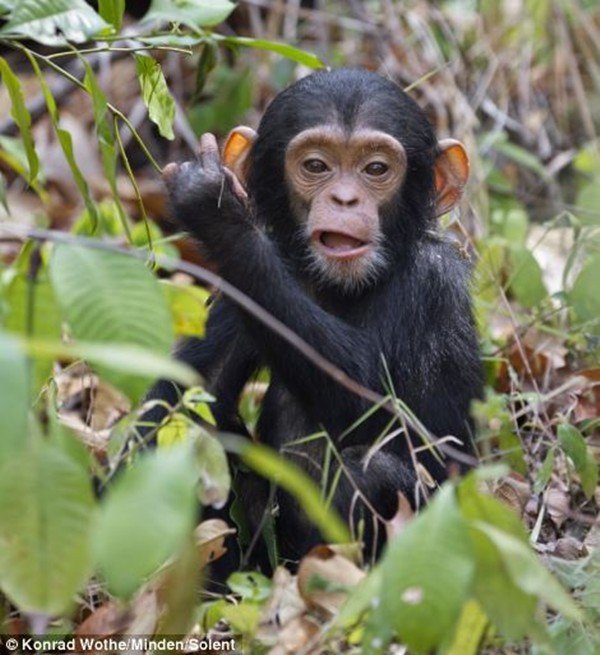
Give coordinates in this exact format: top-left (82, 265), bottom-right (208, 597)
top-left (321, 232), bottom-right (364, 251)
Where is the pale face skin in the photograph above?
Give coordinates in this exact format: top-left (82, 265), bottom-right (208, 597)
top-left (284, 126), bottom-right (408, 290)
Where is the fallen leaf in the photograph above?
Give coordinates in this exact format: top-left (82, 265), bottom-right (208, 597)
top-left (297, 545), bottom-right (365, 617)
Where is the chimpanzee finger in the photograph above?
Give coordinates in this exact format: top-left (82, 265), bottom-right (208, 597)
top-left (199, 133), bottom-right (221, 172)
top-left (162, 162), bottom-right (179, 187)
top-left (223, 167), bottom-right (248, 201)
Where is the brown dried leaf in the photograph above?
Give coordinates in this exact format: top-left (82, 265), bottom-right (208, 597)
top-left (267, 616), bottom-right (320, 655)
top-left (546, 486), bottom-right (570, 529)
top-left (195, 518), bottom-right (236, 569)
top-left (385, 491), bottom-right (415, 539)
top-left (297, 545), bottom-right (365, 617)
top-left (493, 474), bottom-right (532, 517)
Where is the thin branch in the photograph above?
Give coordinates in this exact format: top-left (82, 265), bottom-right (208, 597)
top-left (0, 224), bottom-right (478, 468)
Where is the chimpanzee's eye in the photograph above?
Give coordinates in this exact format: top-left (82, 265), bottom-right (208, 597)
top-left (364, 161), bottom-right (389, 176)
top-left (303, 159), bottom-right (329, 174)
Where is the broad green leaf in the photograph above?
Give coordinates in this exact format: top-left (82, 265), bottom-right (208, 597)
top-left (94, 445), bottom-right (197, 598)
top-left (135, 54), bottom-right (175, 140)
top-left (0, 135), bottom-right (45, 195)
top-left (160, 280), bottom-right (210, 337)
top-left (2, 243), bottom-right (63, 389)
top-left (458, 475), bottom-right (536, 640)
top-left (0, 57), bottom-right (39, 183)
top-left (188, 66), bottom-right (253, 136)
top-left (157, 412), bottom-right (195, 447)
top-left (0, 440), bottom-right (94, 614)
top-left (25, 340), bottom-right (199, 392)
top-left (143, 0), bottom-right (235, 30)
top-left (83, 64), bottom-right (129, 237)
top-left (194, 427), bottom-right (230, 509)
top-left (575, 174), bottom-right (600, 226)
top-left (558, 424), bottom-right (588, 470)
top-left (218, 35), bottom-right (324, 69)
top-left (0, 1), bottom-right (16, 16)
top-left (224, 435), bottom-right (350, 545)
top-left (217, 601), bottom-right (261, 634)
top-left (227, 571), bottom-right (271, 602)
top-left (193, 40), bottom-right (219, 101)
top-left (0, 332), bottom-right (28, 462)
top-left (490, 207), bottom-right (528, 244)
top-left (474, 523), bottom-right (580, 620)
top-left (0, 0), bottom-right (110, 45)
top-left (444, 599), bottom-right (488, 655)
top-left (558, 424), bottom-right (598, 499)
top-left (98, 0), bottom-right (124, 30)
top-left (533, 447), bottom-right (555, 494)
top-left (508, 245), bottom-right (547, 308)
top-left (49, 245), bottom-right (173, 352)
top-left (26, 53), bottom-right (99, 226)
top-left (0, 170), bottom-right (8, 213)
top-left (376, 485), bottom-right (475, 654)
top-left (49, 245), bottom-right (174, 400)
top-left (569, 254), bottom-right (600, 334)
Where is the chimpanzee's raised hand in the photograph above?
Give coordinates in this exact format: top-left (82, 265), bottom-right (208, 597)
top-left (163, 133), bottom-right (250, 258)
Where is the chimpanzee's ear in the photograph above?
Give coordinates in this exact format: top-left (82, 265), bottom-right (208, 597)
top-left (223, 126), bottom-right (257, 186)
top-left (433, 139), bottom-right (469, 217)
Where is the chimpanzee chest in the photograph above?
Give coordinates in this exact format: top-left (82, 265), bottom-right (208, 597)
top-left (257, 379), bottom-right (315, 443)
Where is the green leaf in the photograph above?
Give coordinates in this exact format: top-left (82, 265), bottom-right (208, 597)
top-left (575, 174), bottom-right (600, 226)
top-left (0, 57), bottom-right (39, 184)
top-left (508, 245), bottom-right (547, 308)
top-left (376, 485), bottom-right (475, 654)
top-left (135, 54), bottom-right (176, 140)
top-left (143, 0), bottom-right (235, 30)
top-left (569, 254), bottom-right (600, 334)
top-left (227, 571), bottom-right (271, 602)
top-left (160, 280), bottom-right (210, 337)
top-left (224, 435), bottom-right (350, 545)
top-left (0, 0), bottom-right (110, 45)
top-left (490, 207), bottom-right (528, 244)
top-left (558, 424), bottom-right (588, 471)
top-left (94, 445), bottom-right (197, 598)
top-left (188, 66), bottom-right (253, 136)
top-left (474, 523), bottom-right (581, 621)
top-left (533, 447), bottom-right (555, 494)
top-left (83, 63), bottom-right (129, 236)
top-left (193, 40), bottom-right (219, 101)
top-left (558, 424), bottom-right (598, 499)
top-left (0, 171), bottom-right (8, 214)
top-left (458, 477), bottom-right (537, 639)
top-left (3, 260), bottom-right (63, 389)
top-left (0, 332), bottom-right (28, 462)
top-left (193, 427), bottom-right (230, 509)
top-left (98, 0), bottom-right (124, 31)
top-left (25, 339), bottom-right (199, 392)
top-left (157, 414), bottom-right (229, 508)
top-left (218, 35), bottom-right (325, 69)
top-left (26, 53), bottom-right (99, 226)
top-left (49, 245), bottom-right (174, 400)
top-left (0, 440), bottom-right (94, 614)
top-left (444, 599), bottom-right (489, 655)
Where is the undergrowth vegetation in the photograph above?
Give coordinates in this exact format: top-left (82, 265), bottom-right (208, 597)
top-left (0, 1), bottom-right (598, 654)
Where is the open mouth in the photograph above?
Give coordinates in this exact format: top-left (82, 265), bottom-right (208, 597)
top-left (314, 231), bottom-right (371, 260)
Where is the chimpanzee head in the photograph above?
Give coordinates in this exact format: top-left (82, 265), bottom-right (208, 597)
top-left (221, 69), bottom-right (469, 294)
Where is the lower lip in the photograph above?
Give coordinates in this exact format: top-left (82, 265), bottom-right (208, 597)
top-left (314, 240), bottom-right (371, 260)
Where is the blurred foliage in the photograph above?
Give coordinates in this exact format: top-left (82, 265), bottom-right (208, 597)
top-left (0, 0), bottom-right (598, 654)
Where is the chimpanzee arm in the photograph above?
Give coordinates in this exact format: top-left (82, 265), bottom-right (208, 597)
top-left (138, 297), bottom-right (259, 438)
top-left (164, 146), bottom-right (388, 434)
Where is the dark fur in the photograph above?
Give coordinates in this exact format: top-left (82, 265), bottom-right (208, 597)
top-left (142, 69), bottom-right (483, 562)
